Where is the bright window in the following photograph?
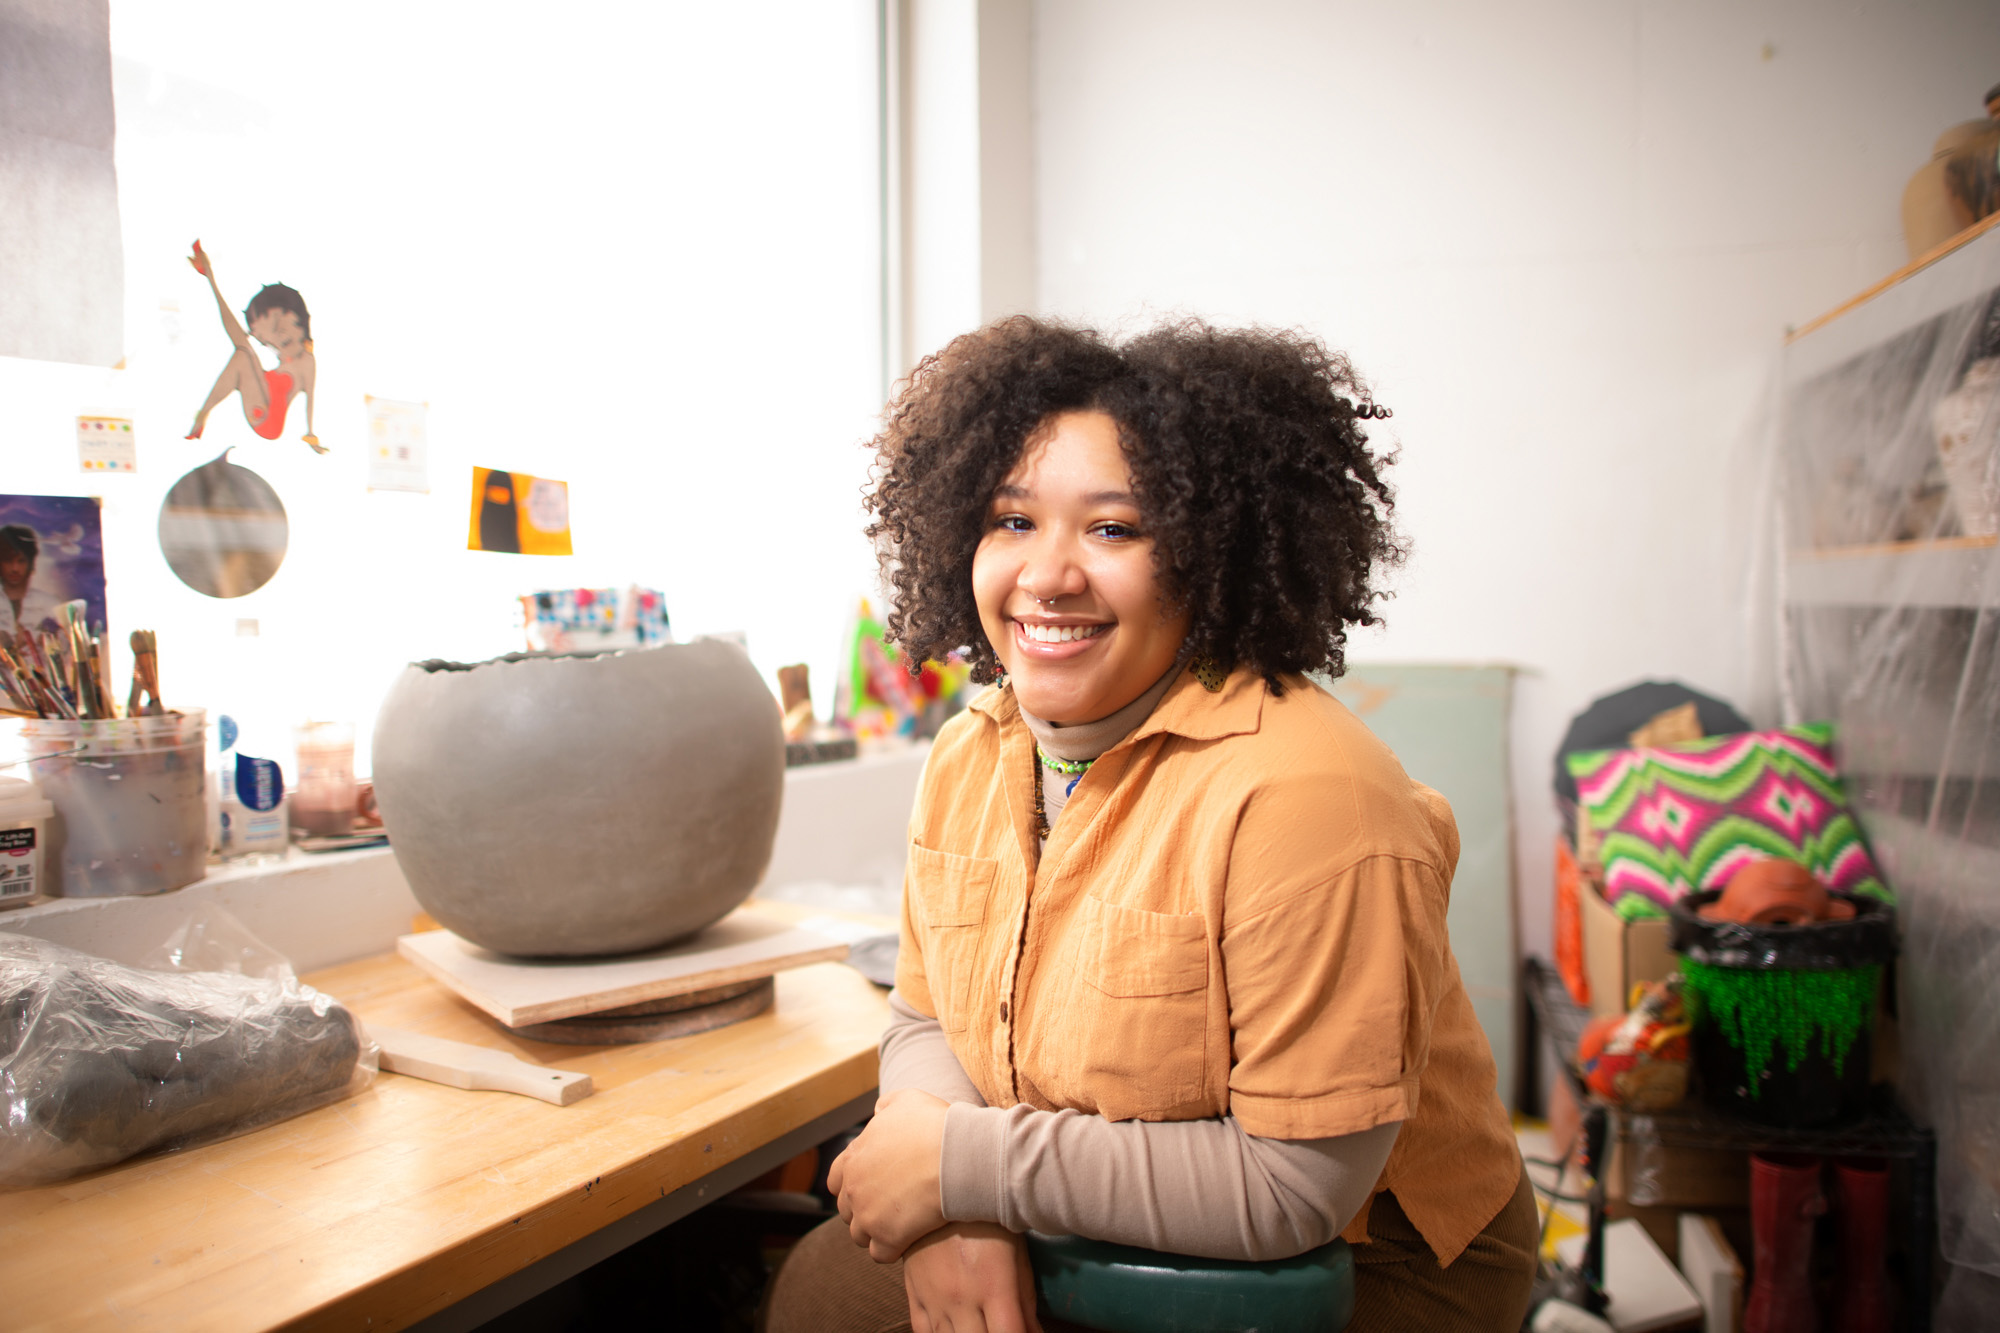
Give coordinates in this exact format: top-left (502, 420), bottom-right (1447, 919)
top-left (4, 1), bottom-right (884, 771)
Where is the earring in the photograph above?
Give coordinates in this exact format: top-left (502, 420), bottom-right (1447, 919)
top-left (1190, 655), bottom-right (1227, 693)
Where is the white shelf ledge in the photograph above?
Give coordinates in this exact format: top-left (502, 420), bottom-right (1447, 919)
top-left (1786, 537), bottom-right (2000, 609)
top-left (0, 743), bottom-right (930, 972)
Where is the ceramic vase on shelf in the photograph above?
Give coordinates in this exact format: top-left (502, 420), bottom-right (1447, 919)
top-left (1934, 356), bottom-right (2000, 539)
top-left (372, 640), bottom-right (785, 957)
top-left (1900, 83), bottom-right (2000, 260)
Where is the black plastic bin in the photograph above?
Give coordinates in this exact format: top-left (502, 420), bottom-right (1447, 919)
top-left (1668, 889), bottom-right (1897, 1128)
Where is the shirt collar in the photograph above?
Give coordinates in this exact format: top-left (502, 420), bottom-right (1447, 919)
top-left (968, 661), bottom-right (1265, 745)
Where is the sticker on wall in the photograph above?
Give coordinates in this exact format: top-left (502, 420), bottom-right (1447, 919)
top-left (365, 396), bottom-right (429, 493)
top-left (183, 239), bottom-right (324, 455)
top-left (76, 416), bottom-right (136, 473)
top-left (0, 495), bottom-right (108, 640)
top-left (468, 467), bottom-right (573, 556)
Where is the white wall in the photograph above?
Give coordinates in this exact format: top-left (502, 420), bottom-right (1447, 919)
top-left (1029, 0), bottom-right (2000, 959)
top-left (1, 1), bottom-right (883, 775)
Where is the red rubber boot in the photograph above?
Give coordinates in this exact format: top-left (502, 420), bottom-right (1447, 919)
top-left (1833, 1160), bottom-right (1893, 1333)
top-left (1745, 1154), bottom-right (1825, 1333)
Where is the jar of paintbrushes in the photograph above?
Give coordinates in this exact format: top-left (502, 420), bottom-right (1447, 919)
top-left (0, 611), bottom-right (207, 898)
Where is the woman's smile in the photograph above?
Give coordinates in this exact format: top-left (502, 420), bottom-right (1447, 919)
top-left (1014, 619), bottom-right (1109, 648)
top-left (973, 408), bottom-right (1189, 724)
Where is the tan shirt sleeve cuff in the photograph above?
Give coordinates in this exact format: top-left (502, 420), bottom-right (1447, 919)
top-left (1229, 1078), bottom-right (1419, 1140)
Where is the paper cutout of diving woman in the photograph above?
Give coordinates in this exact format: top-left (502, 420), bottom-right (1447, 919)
top-left (184, 240), bottom-right (324, 454)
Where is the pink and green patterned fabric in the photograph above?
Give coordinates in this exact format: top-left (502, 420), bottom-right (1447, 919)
top-left (1567, 723), bottom-right (1891, 918)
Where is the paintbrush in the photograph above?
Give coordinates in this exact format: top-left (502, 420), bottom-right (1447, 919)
top-left (128, 630), bottom-right (162, 717)
top-left (0, 647), bottom-right (37, 715)
top-left (0, 640), bottom-right (42, 715)
top-left (38, 630), bottom-right (77, 718)
top-left (32, 629), bottom-right (79, 721)
top-left (0, 627), bottom-right (83, 721)
top-left (94, 635), bottom-right (113, 717)
top-left (56, 602), bottom-right (105, 719)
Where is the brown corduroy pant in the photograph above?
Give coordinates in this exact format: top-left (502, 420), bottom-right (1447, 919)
top-left (761, 1167), bottom-right (1539, 1333)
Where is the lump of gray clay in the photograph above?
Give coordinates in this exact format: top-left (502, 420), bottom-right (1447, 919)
top-left (371, 641), bottom-right (784, 957)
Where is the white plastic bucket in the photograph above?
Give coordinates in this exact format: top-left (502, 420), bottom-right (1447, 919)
top-left (0, 776), bottom-right (53, 908)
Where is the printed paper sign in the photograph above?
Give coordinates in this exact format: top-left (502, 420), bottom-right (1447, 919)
top-left (468, 467), bottom-right (573, 556)
top-left (76, 416), bottom-right (136, 473)
top-left (365, 396), bottom-right (429, 493)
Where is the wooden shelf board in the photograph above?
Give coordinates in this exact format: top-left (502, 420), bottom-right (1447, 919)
top-left (1788, 211), bottom-right (2000, 344)
top-left (1794, 534), bottom-right (1999, 562)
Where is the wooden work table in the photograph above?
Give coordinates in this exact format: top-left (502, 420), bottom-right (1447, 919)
top-left (0, 940), bottom-right (892, 1332)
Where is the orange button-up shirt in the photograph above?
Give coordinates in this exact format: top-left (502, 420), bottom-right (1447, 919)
top-left (894, 664), bottom-right (1521, 1265)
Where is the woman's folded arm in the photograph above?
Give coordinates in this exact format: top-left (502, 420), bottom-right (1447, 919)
top-left (939, 1102), bottom-right (1398, 1262)
top-left (881, 990), bottom-right (1397, 1262)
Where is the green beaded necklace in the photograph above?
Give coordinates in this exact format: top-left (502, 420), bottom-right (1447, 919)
top-left (1038, 748), bottom-right (1093, 776)
top-left (1032, 747), bottom-right (1095, 839)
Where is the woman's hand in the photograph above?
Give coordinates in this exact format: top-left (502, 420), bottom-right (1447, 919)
top-left (828, 1087), bottom-right (950, 1260)
top-left (903, 1221), bottom-right (1044, 1333)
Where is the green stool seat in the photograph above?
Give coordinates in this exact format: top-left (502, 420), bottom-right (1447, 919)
top-left (1024, 1232), bottom-right (1355, 1333)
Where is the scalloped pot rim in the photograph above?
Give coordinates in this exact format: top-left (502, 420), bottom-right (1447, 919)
top-left (408, 641), bottom-right (738, 674)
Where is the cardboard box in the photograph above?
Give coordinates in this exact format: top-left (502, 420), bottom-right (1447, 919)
top-left (1580, 878), bottom-right (1676, 1019)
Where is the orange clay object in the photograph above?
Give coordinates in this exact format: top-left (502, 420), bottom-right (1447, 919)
top-left (1701, 857), bottom-right (1856, 924)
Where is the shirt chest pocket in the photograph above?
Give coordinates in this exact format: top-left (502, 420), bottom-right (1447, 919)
top-left (1060, 895), bottom-right (1211, 1116)
top-left (907, 843), bottom-right (997, 1035)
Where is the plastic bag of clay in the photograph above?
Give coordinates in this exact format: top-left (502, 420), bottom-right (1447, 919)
top-left (0, 908), bottom-right (376, 1189)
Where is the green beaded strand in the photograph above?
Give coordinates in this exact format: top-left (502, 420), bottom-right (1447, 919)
top-left (1037, 748), bottom-right (1093, 776)
top-left (1680, 959), bottom-right (1880, 1099)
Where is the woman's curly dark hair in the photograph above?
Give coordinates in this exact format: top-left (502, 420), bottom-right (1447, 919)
top-left (864, 315), bottom-right (1403, 687)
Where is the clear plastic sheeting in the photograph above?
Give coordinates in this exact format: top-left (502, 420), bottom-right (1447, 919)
top-left (1779, 221), bottom-right (2000, 1309)
top-left (0, 907), bottom-right (374, 1189)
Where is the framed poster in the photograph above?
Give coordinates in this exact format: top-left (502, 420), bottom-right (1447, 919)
top-left (0, 495), bottom-right (107, 638)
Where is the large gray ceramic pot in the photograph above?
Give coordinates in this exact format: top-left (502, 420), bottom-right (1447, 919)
top-left (372, 642), bottom-right (784, 957)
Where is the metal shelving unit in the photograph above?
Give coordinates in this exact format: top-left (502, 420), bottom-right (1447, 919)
top-left (1522, 957), bottom-right (1937, 1332)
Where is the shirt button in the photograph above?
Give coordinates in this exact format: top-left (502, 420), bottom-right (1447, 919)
top-left (1000, 1001), bottom-right (1011, 1022)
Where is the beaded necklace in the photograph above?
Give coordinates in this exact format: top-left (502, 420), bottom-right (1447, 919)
top-left (1031, 746), bottom-right (1094, 840)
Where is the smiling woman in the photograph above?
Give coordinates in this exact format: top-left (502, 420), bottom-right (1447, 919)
top-left (767, 318), bottom-right (1538, 1333)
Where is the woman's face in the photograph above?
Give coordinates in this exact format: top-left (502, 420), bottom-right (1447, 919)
top-left (973, 409), bottom-right (1190, 725)
top-left (250, 308), bottom-right (305, 357)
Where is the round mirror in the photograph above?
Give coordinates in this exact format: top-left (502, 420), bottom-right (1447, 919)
top-left (157, 451), bottom-right (289, 598)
